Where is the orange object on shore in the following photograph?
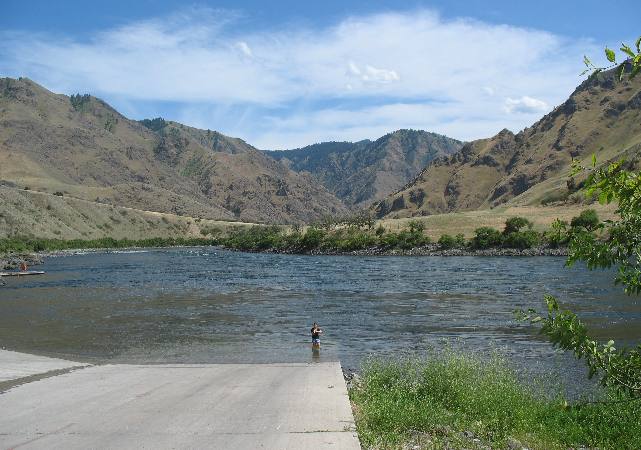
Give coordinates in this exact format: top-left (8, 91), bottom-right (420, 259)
top-left (19, 262), bottom-right (28, 272)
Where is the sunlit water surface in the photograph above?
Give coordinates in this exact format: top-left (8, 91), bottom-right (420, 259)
top-left (1, 248), bottom-right (639, 394)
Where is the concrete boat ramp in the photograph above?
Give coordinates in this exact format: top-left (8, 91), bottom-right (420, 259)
top-left (0, 350), bottom-right (360, 449)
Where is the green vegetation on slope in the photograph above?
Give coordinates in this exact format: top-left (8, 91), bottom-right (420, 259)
top-left (220, 212), bottom-right (595, 253)
top-left (350, 352), bottom-right (641, 450)
top-left (0, 211), bottom-right (598, 256)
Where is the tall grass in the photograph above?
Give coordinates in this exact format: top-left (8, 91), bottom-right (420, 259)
top-left (350, 352), bottom-right (641, 449)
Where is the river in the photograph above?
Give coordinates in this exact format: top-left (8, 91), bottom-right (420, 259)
top-left (1, 247), bottom-right (639, 394)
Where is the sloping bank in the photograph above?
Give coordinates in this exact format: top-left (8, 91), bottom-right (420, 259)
top-left (346, 351), bottom-right (641, 450)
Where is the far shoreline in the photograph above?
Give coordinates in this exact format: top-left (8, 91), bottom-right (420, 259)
top-left (2, 243), bottom-right (568, 265)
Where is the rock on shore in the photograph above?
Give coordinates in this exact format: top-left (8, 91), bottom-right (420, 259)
top-left (0, 253), bottom-right (43, 270)
top-left (235, 244), bottom-right (568, 257)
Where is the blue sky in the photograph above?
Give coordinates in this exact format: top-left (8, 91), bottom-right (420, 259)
top-left (1, 1), bottom-right (637, 149)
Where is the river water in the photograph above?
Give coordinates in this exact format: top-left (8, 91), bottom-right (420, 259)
top-left (1, 247), bottom-right (640, 392)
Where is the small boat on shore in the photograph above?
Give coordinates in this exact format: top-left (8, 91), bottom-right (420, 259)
top-left (0, 271), bottom-right (45, 277)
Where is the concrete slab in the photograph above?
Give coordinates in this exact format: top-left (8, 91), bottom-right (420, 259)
top-left (0, 362), bottom-right (360, 450)
top-left (0, 350), bottom-right (85, 382)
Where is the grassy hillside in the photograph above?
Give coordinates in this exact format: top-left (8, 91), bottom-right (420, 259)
top-left (0, 186), bottom-right (254, 240)
top-left (268, 130), bottom-right (463, 208)
top-left (0, 77), bottom-right (347, 225)
top-left (378, 203), bottom-right (618, 240)
top-left (375, 68), bottom-right (641, 219)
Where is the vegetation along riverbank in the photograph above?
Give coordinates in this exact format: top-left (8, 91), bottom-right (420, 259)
top-left (348, 351), bottom-right (641, 450)
top-left (0, 209), bottom-right (600, 261)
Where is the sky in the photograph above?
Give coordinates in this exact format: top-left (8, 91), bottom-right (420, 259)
top-left (1, 1), bottom-right (637, 149)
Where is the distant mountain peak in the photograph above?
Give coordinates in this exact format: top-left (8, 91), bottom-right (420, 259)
top-left (268, 129), bottom-right (463, 208)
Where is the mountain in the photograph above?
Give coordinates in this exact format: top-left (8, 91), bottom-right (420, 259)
top-left (0, 77), bottom-right (347, 225)
top-left (267, 130), bottom-right (463, 208)
top-left (374, 68), bottom-right (641, 219)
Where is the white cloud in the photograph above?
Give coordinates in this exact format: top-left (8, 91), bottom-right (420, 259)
top-left (235, 41), bottom-right (253, 58)
top-left (503, 96), bottom-right (549, 114)
top-left (347, 62), bottom-right (400, 84)
top-left (0, 8), bottom-right (596, 148)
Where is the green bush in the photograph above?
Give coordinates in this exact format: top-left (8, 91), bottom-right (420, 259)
top-left (471, 227), bottom-right (503, 249)
top-left (298, 227), bottom-right (326, 250)
top-left (545, 219), bottom-right (569, 248)
top-left (139, 117), bottom-right (167, 132)
top-left (350, 353), bottom-right (641, 449)
top-left (503, 230), bottom-right (541, 249)
top-left (223, 226), bottom-right (283, 251)
top-left (503, 216), bottom-right (533, 234)
top-left (438, 234), bottom-right (456, 249)
top-left (570, 209), bottom-right (599, 231)
top-left (407, 220), bottom-right (425, 233)
top-left (70, 93), bottom-right (90, 110)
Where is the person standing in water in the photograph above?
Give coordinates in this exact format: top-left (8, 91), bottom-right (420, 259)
top-left (311, 322), bottom-right (323, 348)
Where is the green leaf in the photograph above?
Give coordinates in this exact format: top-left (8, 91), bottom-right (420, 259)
top-left (616, 63), bottom-right (626, 81)
top-left (592, 153), bottom-right (597, 167)
top-left (605, 47), bottom-right (616, 63)
top-left (583, 55), bottom-right (592, 67)
top-left (598, 191), bottom-right (608, 204)
top-left (636, 36), bottom-right (641, 53)
top-left (620, 43), bottom-right (635, 58)
top-left (545, 295), bottom-right (559, 313)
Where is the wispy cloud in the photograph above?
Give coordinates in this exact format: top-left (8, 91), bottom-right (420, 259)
top-left (504, 96), bottom-right (549, 114)
top-left (0, 8), bottom-right (596, 148)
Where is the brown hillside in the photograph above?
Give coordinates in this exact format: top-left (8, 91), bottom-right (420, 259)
top-left (269, 130), bottom-right (462, 209)
top-left (0, 77), bottom-right (347, 225)
top-left (375, 69), bottom-right (641, 219)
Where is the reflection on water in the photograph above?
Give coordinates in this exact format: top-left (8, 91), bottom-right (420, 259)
top-left (1, 247), bottom-right (640, 389)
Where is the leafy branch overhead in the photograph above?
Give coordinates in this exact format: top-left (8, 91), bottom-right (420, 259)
top-left (582, 36), bottom-right (641, 79)
top-left (518, 39), bottom-right (641, 399)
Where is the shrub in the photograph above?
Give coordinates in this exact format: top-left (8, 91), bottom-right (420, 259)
top-left (70, 93), bottom-right (90, 110)
top-left (570, 209), bottom-right (599, 231)
top-left (298, 227), bottom-right (326, 250)
top-left (439, 233), bottom-right (466, 250)
top-left (139, 117), bottom-right (167, 132)
top-left (438, 234), bottom-right (456, 249)
top-left (503, 230), bottom-right (541, 249)
top-left (471, 227), bottom-right (502, 249)
top-left (407, 220), bottom-right (425, 233)
top-left (350, 352), bottom-right (641, 450)
top-left (223, 226), bottom-right (283, 251)
top-left (503, 216), bottom-right (533, 234)
top-left (545, 219), bottom-right (569, 248)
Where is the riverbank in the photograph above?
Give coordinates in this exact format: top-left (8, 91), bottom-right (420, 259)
top-left (0, 235), bottom-right (569, 269)
top-left (235, 243), bottom-right (569, 257)
top-left (0, 211), bottom-right (585, 260)
top-left (347, 353), bottom-right (641, 450)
